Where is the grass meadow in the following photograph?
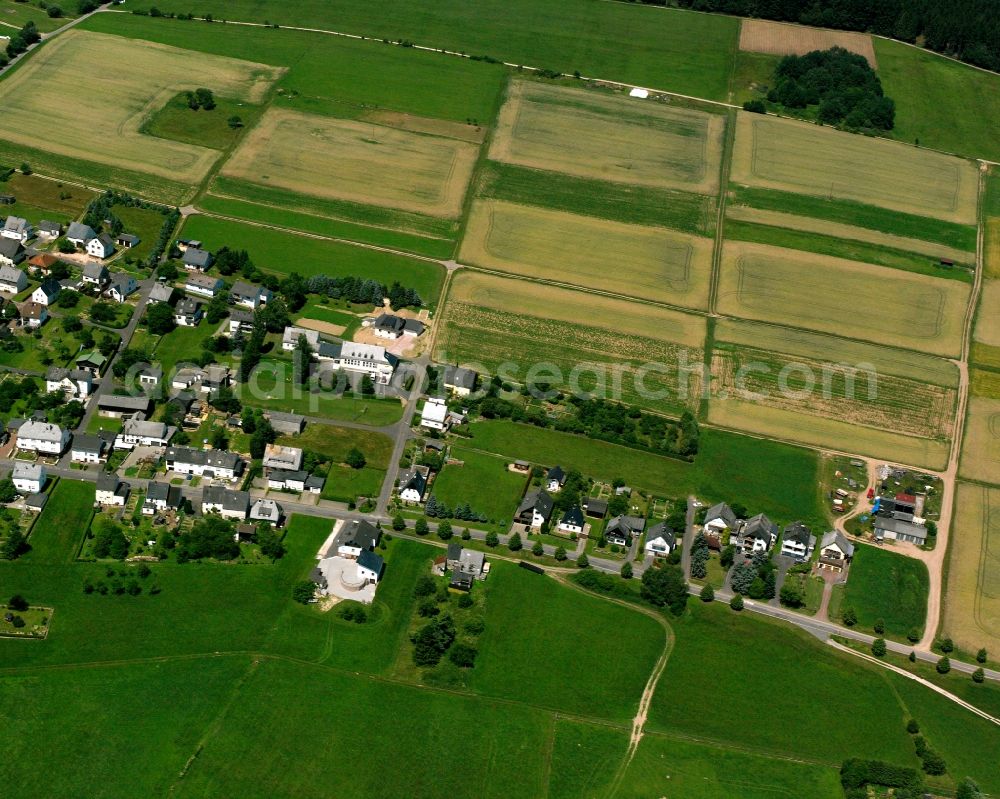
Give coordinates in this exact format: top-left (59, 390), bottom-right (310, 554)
top-left (0, 172), bottom-right (96, 227)
top-left (178, 215), bottom-right (446, 307)
top-left (464, 420), bottom-right (825, 527)
top-left (22, 479), bottom-right (94, 564)
top-left (731, 112), bottom-right (980, 224)
top-left (140, 0), bottom-right (741, 101)
top-left (839, 545), bottom-right (929, 640)
top-left (428, 446), bottom-right (528, 522)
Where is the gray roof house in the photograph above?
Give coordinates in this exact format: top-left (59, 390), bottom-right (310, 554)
top-left (442, 365), bottom-right (477, 394)
top-left (263, 410), bottom-right (305, 435)
top-left (779, 521), bottom-right (816, 562)
top-left (819, 530), bottom-right (855, 570)
top-left (334, 519), bottom-right (381, 554)
top-left (182, 247), bottom-right (213, 270)
top-left (740, 513), bottom-right (778, 553)
top-left (0, 237), bottom-right (26, 268)
top-left (873, 516), bottom-right (927, 545)
top-left (148, 282), bottom-right (174, 304)
top-left (516, 489), bottom-right (554, 526)
top-left (201, 485), bottom-right (250, 517)
top-left (36, 220), bottom-right (61, 238)
top-left (0, 264), bottom-right (27, 293)
top-left (66, 222), bottom-right (96, 245)
top-left (604, 514), bottom-right (646, 546)
top-left (704, 502), bottom-right (738, 533)
top-left (250, 498), bottom-right (283, 526)
top-left (82, 261), bottom-right (109, 284)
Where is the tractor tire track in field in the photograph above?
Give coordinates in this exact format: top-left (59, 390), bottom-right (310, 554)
top-left (551, 574), bottom-right (675, 799)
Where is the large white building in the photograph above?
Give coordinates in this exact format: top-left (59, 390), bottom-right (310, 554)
top-left (201, 486), bottom-right (250, 520)
top-left (317, 340), bottom-right (397, 384)
top-left (16, 421), bottom-right (70, 455)
top-left (12, 462), bottom-right (45, 494)
top-left (115, 418), bottom-right (175, 450)
top-left (45, 367), bottom-right (93, 399)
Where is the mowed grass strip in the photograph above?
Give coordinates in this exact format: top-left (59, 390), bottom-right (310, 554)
top-left (726, 205), bottom-right (975, 264)
top-left (23, 479), bottom-right (94, 563)
top-left (475, 161), bottom-right (716, 234)
top-left (436, 271), bottom-right (707, 413)
top-left (0, 30), bottom-right (282, 185)
top-left (730, 185), bottom-right (977, 252)
top-left (429, 446), bottom-right (528, 522)
top-left (178, 215), bottom-right (446, 307)
top-left (459, 200), bottom-right (713, 310)
top-left (716, 241), bottom-right (971, 357)
top-left (648, 601), bottom-right (916, 764)
top-left (731, 112), bottom-right (979, 224)
top-left (943, 483), bottom-right (1000, 659)
top-left (840, 545), bottom-right (929, 640)
top-left (713, 318), bottom-right (960, 387)
top-left (222, 108), bottom-right (478, 218)
top-left (172, 658), bottom-right (551, 799)
top-left (490, 80), bottom-right (725, 194)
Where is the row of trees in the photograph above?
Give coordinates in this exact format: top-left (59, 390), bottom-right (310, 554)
top-left (305, 275), bottom-right (422, 310)
top-left (2, 21), bottom-right (40, 65)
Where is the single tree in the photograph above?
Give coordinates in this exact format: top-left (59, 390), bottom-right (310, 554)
top-left (871, 638), bottom-right (887, 657)
top-left (641, 565), bottom-right (688, 615)
top-left (485, 531), bottom-right (499, 548)
top-left (449, 642), bottom-right (478, 668)
top-left (414, 518), bottom-right (429, 536)
top-left (957, 777), bottom-right (984, 799)
top-left (577, 553), bottom-right (589, 569)
top-left (145, 302), bottom-right (176, 335)
top-left (873, 618), bottom-right (885, 635)
top-left (392, 513), bottom-right (406, 531)
top-left (976, 647), bottom-right (988, 664)
top-left (292, 580), bottom-right (315, 604)
top-left (554, 546), bottom-right (567, 561)
top-left (345, 447), bottom-right (366, 469)
top-left (507, 531), bottom-right (522, 551)
top-left (0, 479), bottom-right (17, 503)
top-left (907, 718), bottom-right (920, 734)
top-left (909, 650), bottom-right (917, 663)
top-left (621, 561), bottom-right (633, 579)
top-left (436, 520), bottom-right (453, 541)
top-left (973, 667), bottom-right (985, 684)
top-left (532, 540), bottom-right (544, 557)
top-left (227, 115), bottom-right (244, 129)
top-left (842, 606), bottom-right (858, 626)
top-left (700, 584), bottom-right (715, 603)
top-left (730, 594), bottom-right (744, 611)
top-left (907, 627), bottom-right (921, 643)
top-left (936, 656), bottom-right (951, 674)
top-left (8, 594), bottom-right (28, 611)
top-left (937, 636), bottom-right (954, 653)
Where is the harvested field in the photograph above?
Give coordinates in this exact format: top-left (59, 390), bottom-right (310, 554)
top-left (459, 200), bottom-right (713, 310)
top-left (986, 219), bottom-right (1000, 280)
top-left (731, 113), bottom-right (979, 224)
top-left (360, 111), bottom-right (486, 144)
top-left (708, 398), bottom-right (950, 472)
top-left (738, 18), bottom-right (877, 66)
top-left (974, 280), bottom-right (1000, 351)
top-left (293, 319), bottom-right (346, 337)
top-left (435, 271), bottom-right (707, 413)
top-left (713, 318), bottom-right (960, 387)
top-left (716, 241), bottom-right (971, 357)
top-left (490, 80), bottom-right (725, 194)
top-left (726, 205), bottom-right (974, 263)
top-left (944, 482), bottom-right (1000, 656)
top-left (222, 109), bottom-right (478, 217)
top-left (0, 30), bottom-right (281, 185)
top-left (959, 395), bottom-right (1000, 485)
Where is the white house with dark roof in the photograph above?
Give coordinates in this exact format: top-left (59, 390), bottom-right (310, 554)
top-left (70, 433), bottom-right (106, 464)
top-left (16, 420), bottom-right (70, 454)
top-left (818, 531), bottom-right (855, 572)
top-left (82, 262), bottom-right (110, 287)
top-left (45, 366), bottom-right (93, 399)
top-left (230, 280), bottom-right (272, 310)
top-left (30, 279), bottom-right (60, 306)
top-left (148, 282), bottom-right (174, 304)
top-left (739, 513), bottom-right (778, 555)
top-left (0, 239), bottom-right (26, 270)
top-left (516, 489), bottom-right (553, 530)
top-left (605, 515), bottom-right (646, 547)
top-left (166, 446), bottom-right (242, 480)
top-left (36, 220), bottom-right (61, 240)
top-left (86, 233), bottom-right (115, 260)
top-left (546, 465), bottom-right (566, 493)
top-left (116, 418), bottom-right (174, 449)
top-left (2, 215), bottom-right (33, 243)
top-left (12, 461), bottom-right (45, 494)
top-left (105, 272), bottom-right (137, 303)
top-left (281, 325), bottom-right (320, 351)
top-left (703, 502), bottom-right (739, 537)
top-left (228, 308), bottom-right (254, 335)
top-left (143, 481), bottom-right (182, 515)
top-left (0, 264), bottom-right (27, 294)
top-left (558, 505), bottom-right (585, 535)
top-left (182, 247), bottom-right (213, 271)
top-left (442, 365), bottom-right (477, 397)
top-left (185, 273), bottom-right (224, 298)
top-left (96, 473), bottom-right (129, 507)
top-left (117, 233), bottom-right (140, 249)
top-left (15, 300), bottom-right (47, 328)
top-left (66, 222), bottom-right (96, 247)
top-left (174, 297), bottom-right (203, 327)
top-left (397, 465), bottom-right (429, 503)
top-left (779, 521), bottom-right (816, 562)
top-left (316, 340), bottom-right (397, 384)
top-left (201, 486), bottom-right (249, 520)
top-left (370, 313), bottom-right (425, 340)
top-left (644, 521), bottom-right (676, 558)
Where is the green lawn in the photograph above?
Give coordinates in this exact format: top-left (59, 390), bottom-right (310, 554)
top-left (876, 38), bottom-right (1000, 163)
top-left (429, 446), bottom-right (528, 523)
top-left (0, 323), bottom-right (98, 373)
top-left (648, 601), bottom-right (917, 766)
top-left (0, 0), bottom-right (77, 33)
top-left (111, 203), bottom-right (173, 264)
top-left (321, 465), bottom-right (385, 502)
top-left (141, 91), bottom-right (265, 151)
top-left (839, 544), bottom-right (929, 640)
top-left (0, 172), bottom-right (95, 226)
top-left (22, 480), bottom-right (94, 564)
top-left (126, 0), bottom-right (739, 101)
top-left (152, 320), bottom-right (222, 373)
top-left (463, 421), bottom-right (825, 527)
top-left (278, 422), bottom-right (392, 468)
top-left (179, 215), bottom-right (446, 308)
top-left (472, 562), bottom-right (665, 722)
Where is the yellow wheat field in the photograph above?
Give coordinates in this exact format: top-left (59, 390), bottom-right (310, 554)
top-left (739, 18), bottom-right (877, 66)
top-left (458, 200), bottom-right (713, 310)
top-left (0, 30), bottom-right (282, 184)
top-left (731, 113), bottom-right (979, 224)
top-left (223, 109), bottom-right (478, 217)
top-left (959, 394), bottom-right (1000, 485)
top-left (943, 483), bottom-right (1000, 655)
top-left (489, 80), bottom-right (725, 194)
top-left (715, 241), bottom-right (971, 357)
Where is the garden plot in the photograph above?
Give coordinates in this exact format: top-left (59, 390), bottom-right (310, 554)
top-left (489, 80), bottom-right (724, 194)
top-left (221, 109), bottom-right (478, 218)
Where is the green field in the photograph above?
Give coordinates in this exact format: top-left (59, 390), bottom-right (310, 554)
top-left (464, 421), bottom-right (825, 527)
top-left (141, 91), bottom-right (266, 151)
top-left (22, 480), bottom-right (93, 563)
top-left (0, 0), bottom-right (77, 32)
top-left (839, 545), bottom-right (930, 640)
top-left (113, 204), bottom-right (172, 263)
top-left (141, 0), bottom-right (740, 101)
top-left (428, 447), bottom-right (528, 523)
top-left (179, 215), bottom-right (446, 307)
top-left (152, 320), bottom-right (221, 374)
top-left (648, 602), bottom-right (916, 765)
top-left (0, 172), bottom-right (95, 227)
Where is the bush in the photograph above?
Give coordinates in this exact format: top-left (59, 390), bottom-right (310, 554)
top-left (620, 561), bottom-right (633, 579)
top-left (842, 606), bottom-right (858, 626)
top-left (11, 615), bottom-right (25, 628)
top-left (418, 598), bottom-right (440, 618)
top-left (906, 719), bottom-right (919, 734)
top-left (576, 553), bottom-right (589, 569)
top-left (957, 778), bottom-right (984, 799)
top-left (448, 642), bottom-right (478, 668)
top-left (392, 514), bottom-right (406, 531)
top-left (743, 99), bottom-right (766, 113)
top-left (920, 748), bottom-right (947, 776)
top-left (436, 520), bottom-right (453, 541)
top-left (839, 758), bottom-right (923, 794)
top-left (532, 541), bottom-right (544, 556)
top-left (730, 594), bottom-right (744, 611)
top-left (411, 614), bottom-right (456, 667)
top-left (507, 532), bottom-right (522, 551)
top-left (554, 546), bottom-right (567, 561)
top-left (413, 575), bottom-right (436, 598)
top-left (936, 656), bottom-right (951, 674)
top-left (457, 593), bottom-right (474, 609)
top-left (873, 618), bottom-right (885, 635)
top-left (291, 580), bottom-right (315, 604)
top-left (907, 627), bottom-right (920, 643)
top-left (937, 637), bottom-right (954, 653)
top-left (699, 584), bottom-right (714, 603)
top-left (485, 531), bottom-right (499, 548)
top-left (8, 594), bottom-right (28, 612)
top-left (640, 564), bottom-right (688, 616)
top-left (871, 638), bottom-right (887, 657)
top-left (976, 647), bottom-right (988, 664)
top-left (972, 667), bottom-right (985, 684)
top-left (414, 518), bottom-right (429, 536)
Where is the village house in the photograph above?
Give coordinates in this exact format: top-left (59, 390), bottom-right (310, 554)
top-left (516, 489), bottom-right (554, 530)
top-left (605, 514), bottom-right (646, 547)
top-left (281, 325), bottom-right (320, 352)
top-left (2, 215), bottom-right (33, 243)
top-left (263, 410), bottom-right (304, 435)
top-left (35, 221), bottom-right (61, 240)
top-left (644, 521), bottom-right (676, 558)
top-left (266, 469), bottom-right (323, 493)
top-left (818, 531), bottom-right (855, 572)
top-left (230, 280), bottom-right (272, 310)
top-left (45, 366), bottom-right (93, 399)
top-left (175, 238), bottom-right (201, 253)
top-left (137, 365), bottom-right (162, 389)
top-left (12, 462), bottom-right (45, 494)
top-left (738, 513), bottom-right (778, 555)
top-left (24, 492), bottom-right (48, 513)
top-left (228, 308), bottom-right (254, 335)
top-left (316, 340), bottom-right (397, 384)
top-left (250, 498), bottom-right (283, 527)
top-left (557, 505), bottom-right (585, 535)
top-left (16, 420), bottom-right (70, 454)
top-left (147, 282), bottom-right (174, 304)
top-left (85, 233), bottom-right (115, 260)
top-left (97, 394), bottom-right (152, 418)
top-left (201, 486), bottom-right (250, 520)
top-left (30, 278), bottom-right (60, 306)
top-left (27, 253), bottom-right (58, 275)
top-left (546, 465), bottom-right (566, 493)
top-left (70, 433), bottom-right (106, 464)
top-left (419, 397), bottom-right (450, 431)
top-left (142, 481), bottom-right (182, 516)
top-left (334, 519), bottom-right (382, 560)
top-left (15, 301), bottom-right (47, 328)
top-left (174, 297), bottom-right (203, 327)
top-left (82, 262), bottom-right (110, 287)
top-left (184, 273), bottom-right (224, 298)
top-left (166, 446), bottom-right (242, 480)
top-left (873, 516), bottom-right (927, 545)
top-left (442, 365), bottom-right (477, 397)
top-left (105, 272), bottom-right (137, 303)
top-left (182, 247), bottom-right (213, 271)
top-left (779, 521), bottom-right (816, 562)
top-left (116, 233), bottom-right (140, 249)
top-left (446, 542), bottom-right (486, 591)
top-left (584, 497), bottom-right (608, 519)
top-left (75, 350), bottom-right (107, 375)
top-left (95, 472), bottom-right (129, 507)
top-left (397, 465), bottom-right (429, 503)
top-left (65, 222), bottom-right (96, 247)
top-left (0, 264), bottom-right (27, 294)
top-left (199, 364), bottom-right (231, 395)
top-left (0, 238), bottom-right (25, 270)
top-left (262, 444), bottom-right (303, 472)
top-left (703, 502), bottom-right (739, 537)
top-left (115, 417), bottom-right (174, 449)
top-left (369, 312), bottom-right (425, 340)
